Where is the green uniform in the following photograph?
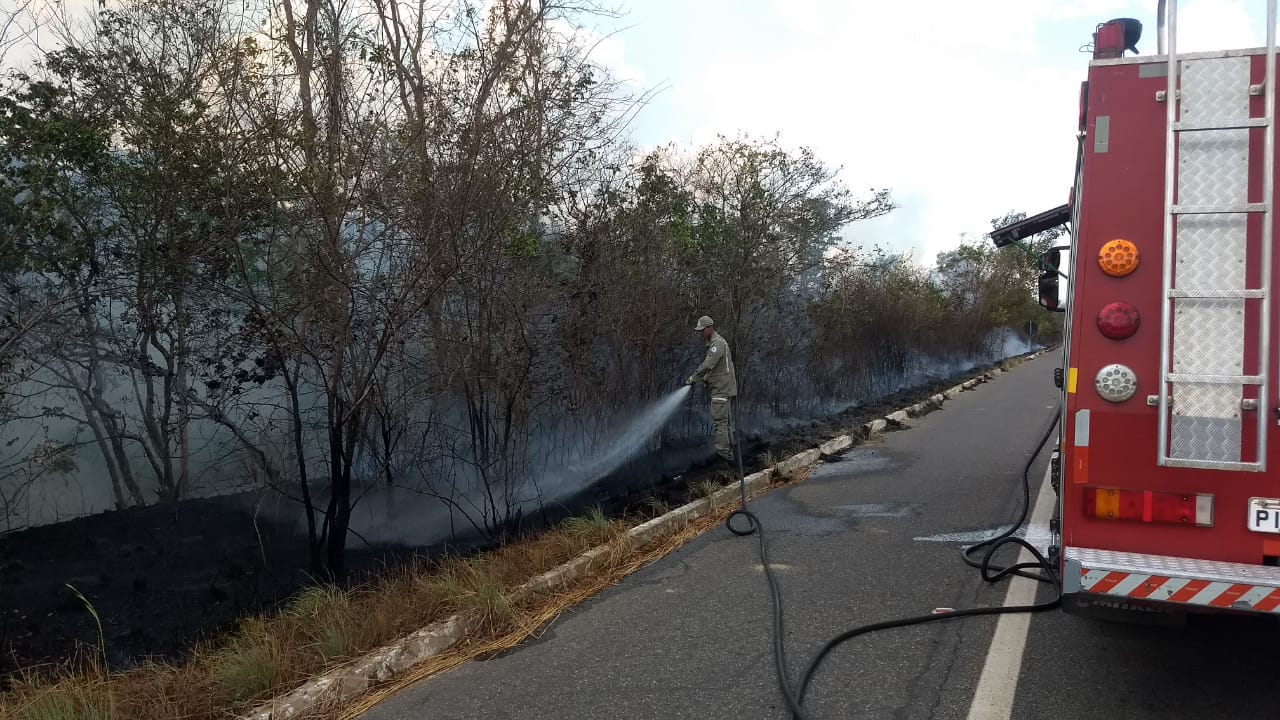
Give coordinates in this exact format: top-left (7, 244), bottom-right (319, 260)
top-left (689, 331), bottom-right (738, 461)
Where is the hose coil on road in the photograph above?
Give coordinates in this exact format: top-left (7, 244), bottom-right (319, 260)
top-left (726, 401), bottom-right (1063, 720)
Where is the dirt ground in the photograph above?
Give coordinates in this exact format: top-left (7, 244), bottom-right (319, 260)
top-left (0, 361), bottom-right (1001, 682)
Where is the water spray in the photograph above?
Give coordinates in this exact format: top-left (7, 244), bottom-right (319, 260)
top-left (552, 385), bottom-right (692, 488)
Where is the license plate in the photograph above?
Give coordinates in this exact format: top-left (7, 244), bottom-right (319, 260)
top-left (1247, 498), bottom-right (1280, 534)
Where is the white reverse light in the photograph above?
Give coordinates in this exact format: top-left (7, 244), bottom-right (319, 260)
top-left (1095, 364), bottom-right (1138, 403)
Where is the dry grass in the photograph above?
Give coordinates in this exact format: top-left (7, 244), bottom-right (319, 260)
top-left (0, 462), bottom-right (819, 720)
top-left (0, 462), bottom-right (816, 720)
top-left (0, 506), bottom-right (631, 720)
top-left (8, 679), bottom-right (116, 720)
top-left (334, 475), bottom-right (799, 720)
top-left (2, 371), bottom-right (900, 720)
top-left (643, 497), bottom-right (670, 516)
top-left (690, 478), bottom-right (722, 499)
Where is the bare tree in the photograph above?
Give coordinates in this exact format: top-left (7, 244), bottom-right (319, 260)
top-left (2, 0), bottom-right (281, 510)
top-left (676, 136), bottom-right (892, 396)
top-left (0, 0), bottom-right (45, 68)
top-left (184, 0), bottom-right (635, 575)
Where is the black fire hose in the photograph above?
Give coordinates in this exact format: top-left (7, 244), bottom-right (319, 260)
top-left (725, 400), bottom-right (1063, 720)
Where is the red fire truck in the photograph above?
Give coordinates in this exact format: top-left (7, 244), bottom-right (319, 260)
top-left (992, 0), bottom-right (1280, 620)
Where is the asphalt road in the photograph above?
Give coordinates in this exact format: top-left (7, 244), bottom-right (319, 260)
top-left (360, 354), bottom-right (1280, 720)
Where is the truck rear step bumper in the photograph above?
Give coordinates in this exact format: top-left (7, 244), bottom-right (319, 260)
top-left (1063, 546), bottom-right (1280, 614)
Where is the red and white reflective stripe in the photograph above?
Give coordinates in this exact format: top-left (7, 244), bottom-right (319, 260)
top-left (1078, 568), bottom-right (1280, 612)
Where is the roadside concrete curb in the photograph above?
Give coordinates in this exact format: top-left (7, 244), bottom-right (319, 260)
top-left (606, 467), bottom-right (775, 550)
top-left (819, 435), bottom-right (854, 457)
top-left (243, 616), bottom-right (464, 720)
top-left (240, 348), bottom-right (1051, 719)
top-left (776, 448), bottom-right (822, 479)
top-left (520, 545), bottom-right (615, 596)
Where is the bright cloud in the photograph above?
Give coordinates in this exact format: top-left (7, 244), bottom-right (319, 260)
top-left (1179, 0), bottom-right (1261, 52)
top-left (611, 0), bottom-right (1280, 267)
top-left (671, 1), bottom-right (1088, 264)
top-left (584, 27), bottom-right (647, 87)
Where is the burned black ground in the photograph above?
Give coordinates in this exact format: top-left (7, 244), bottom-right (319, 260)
top-left (0, 359), bottom-right (1008, 682)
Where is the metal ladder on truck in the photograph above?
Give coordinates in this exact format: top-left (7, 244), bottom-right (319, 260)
top-left (1158, 0), bottom-right (1278, 472)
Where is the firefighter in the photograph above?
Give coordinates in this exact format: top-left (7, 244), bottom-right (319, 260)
top-left (686, 315), bottom-right (738, 463)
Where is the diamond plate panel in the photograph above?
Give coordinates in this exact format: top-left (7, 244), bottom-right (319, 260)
top-left (1178, 58), bottom-right (1250, 206)
top-left (1170, 301), bottom-right (1243, 461)
top-left (1178, 130), bottom-right (1248, 205)
top-left (1171, 380), bottom-right (1243, 417)
top-left (1166, 56), bottom-right (1252, 466)
top-left (1172, 298), bottom-right (1244, 376)
top-left (1180, 57), bottom-right (1251, 124)
top-left (1174, 215), bottom-right (1247, 294)
top-left (1065, 547), bottom-right (1280, 586)
top-left (1171, 414), bottom-right (1241, 462)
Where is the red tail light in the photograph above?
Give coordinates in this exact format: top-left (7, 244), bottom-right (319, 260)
top-left (1097, 301), bottom-right (1140, 339)
top-left (1084, 487), bottom-right (1214, 527)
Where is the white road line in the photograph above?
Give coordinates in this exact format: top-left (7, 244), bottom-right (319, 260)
top-left (965, 465), bottom-right (1055, 720)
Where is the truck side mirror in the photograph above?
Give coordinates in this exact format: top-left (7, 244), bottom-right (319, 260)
top-left (1039, 248), bottom-right (1065, 313)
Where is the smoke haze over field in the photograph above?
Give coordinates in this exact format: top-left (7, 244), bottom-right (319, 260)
top-left (319, 341), bottom-right (1029, 551)
top-left (2, 330), bottom-right (1038, 548)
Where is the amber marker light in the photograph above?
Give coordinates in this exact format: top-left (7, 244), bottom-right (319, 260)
top-left (1099, 239), bottom-right (1139, 277)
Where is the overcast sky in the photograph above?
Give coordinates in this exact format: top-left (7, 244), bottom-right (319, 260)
top-left (589, 0), bottom-right (1274, 267)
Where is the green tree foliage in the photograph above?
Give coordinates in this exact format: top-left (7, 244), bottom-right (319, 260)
top-left (934, 211), bottom-right (1065, 351)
